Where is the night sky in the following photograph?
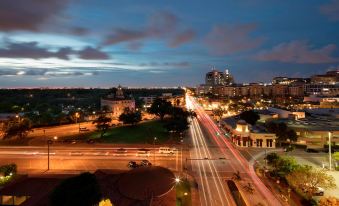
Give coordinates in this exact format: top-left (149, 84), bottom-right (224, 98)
top-left (0, 0), bottom-right (339, 88)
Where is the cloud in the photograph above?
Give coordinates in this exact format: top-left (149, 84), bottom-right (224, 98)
top-left (104, 29), bottom-right (146, 45)
top-left (0, 40), bottom-right (111, 60)
top-left (169, 29), bottom-right (195, 48)
top-left (0, 68), bottom-right (98, 77)
top-left (139, 61), bottom-right (190, 67)
top-left (77, 47), bottom-right (110, 60)
top-left (103, 11), bottom-right (194, 48)
top-left (0, 41), bottom-right (72, 60)
top-left (320, 0), bottom-right (339, 21)
top-left (205, 23), bottom-right (263, 55)
top-left (0, 0), bottom-right (69, 31)
top-left (254, 40), bottom-right (339, 64)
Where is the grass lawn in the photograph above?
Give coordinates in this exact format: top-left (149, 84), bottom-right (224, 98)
top-left (176, 179), bottom-right (192, 206)
top-left (89, 120), bottom-right (170, 144)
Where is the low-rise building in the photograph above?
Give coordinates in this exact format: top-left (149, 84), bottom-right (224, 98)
top-left (223, 118), bottom-right (277, 148)
top-left (101, 85), bottom-right (135, 119)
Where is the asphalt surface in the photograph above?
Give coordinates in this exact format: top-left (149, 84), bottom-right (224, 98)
top-left (187, 95), bottom-right (285, 206)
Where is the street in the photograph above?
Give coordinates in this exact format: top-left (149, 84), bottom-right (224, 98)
top-left (187, 95), bottom-right (284, 206)
top-left (0, 146), bottom-right (183, 174)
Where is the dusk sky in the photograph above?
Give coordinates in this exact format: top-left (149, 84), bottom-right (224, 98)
top-left (0, 0), bottom-right (339, 88)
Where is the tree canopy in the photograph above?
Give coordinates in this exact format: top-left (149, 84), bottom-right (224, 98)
top-left (239, 110), bottom-right (260, 125)
top-left (266, 121), bottom-right (298, 144)
top-left (93, 115), bottom-right (112, 138)
top-left (286, 165), bottom-right (336, 199)
top-left (147, 98), bottom-right (172, 121)
top-left (119, 108), bottom-right (141, 125)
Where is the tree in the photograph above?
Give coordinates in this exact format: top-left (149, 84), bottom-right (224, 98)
top-left (4, 118), bottom-right (31, 139)
top-left (266, 122), bottom-right (298, 145)
top-left (240, 110), bottom-right (260, 125)
top-left (148, 98), bottom-right (172, 121)
top-left (286, 165), bottom-right (336, 199)
top-left (165, 107), bottom-right (193, 134)
top-left (93, 115), bottom-right (111, 138)
top-left (50, 172), bottom-right (102, 206)
top-left (333, 152), bottom-right (339, 161)
top-left (275, 156), bottom-right (299, 177)
top-left (266, 153), bottom-right (280, 166)
top-left (212, 107), bottom-right (225, 121)
top-left (119, 109), bottom-right (141, 125)
top-left (319, 196), bottom-right (339, 206)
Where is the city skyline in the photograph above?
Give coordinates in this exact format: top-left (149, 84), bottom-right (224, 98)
top-left (1, 0), bottom-right (339, 88)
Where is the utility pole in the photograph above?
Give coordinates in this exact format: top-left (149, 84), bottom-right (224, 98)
top-left (329, 132), bottom-right (332, 171)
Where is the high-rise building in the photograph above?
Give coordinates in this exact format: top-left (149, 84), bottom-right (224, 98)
top-left (205, 68), bottom-right (234, 86)
top-left (311, 70), bottom-right (339, 84)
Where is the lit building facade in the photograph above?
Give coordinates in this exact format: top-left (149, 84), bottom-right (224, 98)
top-left (101, 85), bottom-right (135, 119)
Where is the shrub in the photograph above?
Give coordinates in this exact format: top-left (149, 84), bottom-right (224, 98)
top-left (0, 164), bottom-right (17, 176)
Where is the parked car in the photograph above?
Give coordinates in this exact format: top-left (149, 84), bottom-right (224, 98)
top-left (302, 185), bottom-right (324, 196)
top-left (136, 149), bottom-right (150, 157)
top-left (79, 127), bottom-right (89, 131)
top-left (140, 160), bottom-right (152, 166)
top-left (128, 161), bottom-right (139, 169)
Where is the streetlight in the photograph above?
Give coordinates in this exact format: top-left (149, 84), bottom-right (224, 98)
top-left (47, 136), bottom-right (57, 170)
top-left (153, 137), bottom-right (157, 165)
top-left (75, 112), bottom-right (80, 132)
top-left (175, 177), bottom-right (181, 184)
top-left (329, 132), bottom-right (332, 171)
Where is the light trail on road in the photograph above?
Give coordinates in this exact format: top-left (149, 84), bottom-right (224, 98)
top-left (187, 95), bottom-right (283, 206)
top-left (188, 97), bottom-right (234, 206)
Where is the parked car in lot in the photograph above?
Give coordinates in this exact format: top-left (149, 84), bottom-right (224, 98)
top-left (302, 185), bottom-right (324, 196)
top-left (140, 160), bottom-right (152, 166)
top-left (136, 149), bottom-right (150, 157)
top-left (79, 127), bottom-right (89, 131)
top-left (127, 161), bottom-right (139, 169)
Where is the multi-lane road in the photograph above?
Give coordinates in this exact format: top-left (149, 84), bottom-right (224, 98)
top-left (187, 95), bottom-right (284, 206)
top-left (0, 146), bottom-right (183, 173)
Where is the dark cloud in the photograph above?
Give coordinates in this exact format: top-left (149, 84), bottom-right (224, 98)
top-left (0, 41), bottom-right (72, 60)
top-left (0, 68), bottom-right (98, 77)
top-left (320, 0), bottom-right (339, 21)
top-left (0, 0), bottom-right (69, 31)
top-left (77, 47), bottom-right (110, 60)
top-left (104, 29), bottom-right (146, 45)
top-left (0, 40), bottom-right (111, 60)
top-left (169, 29), bottom-right (195, 48)
top-left (139, 61), bottom-right (190, 67)
top-left (103, 11), bottom-right (194, 48)
top-left (254, 40), bottom-right (339, 64)
top-left (205, 23), bottom-right (263, 55)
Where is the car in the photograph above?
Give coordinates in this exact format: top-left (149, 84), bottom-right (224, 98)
top-left (159, 147), bottom-right (174, 155)
top-left (115, 148), bottom-right (127, 156)
top-left (79, 127), bottom-right (89, 131)
top-left (302, 185), bottom-right (324, 196)
top-left (136, 149), bottom-right (150, 157)
top-left (87, 139), bottom-right (95, 144)
top-left (127, 161), bottom-right (139, 169)
top-left (140, 160), bottom-right (152, 166)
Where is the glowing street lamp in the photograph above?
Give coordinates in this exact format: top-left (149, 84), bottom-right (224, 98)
top-left (175, 177), bottom-right (181, 184)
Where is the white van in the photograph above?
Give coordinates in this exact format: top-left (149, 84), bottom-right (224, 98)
top-left (159, 147), bottom-right (175, 155)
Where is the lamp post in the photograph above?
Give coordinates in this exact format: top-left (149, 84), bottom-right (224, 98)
top-left (329, 132), bottom-right (332, 171)
top-left (153, 137), bottom-right (157, 165)
top-left (47, 136), bottom-right (58, 170)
